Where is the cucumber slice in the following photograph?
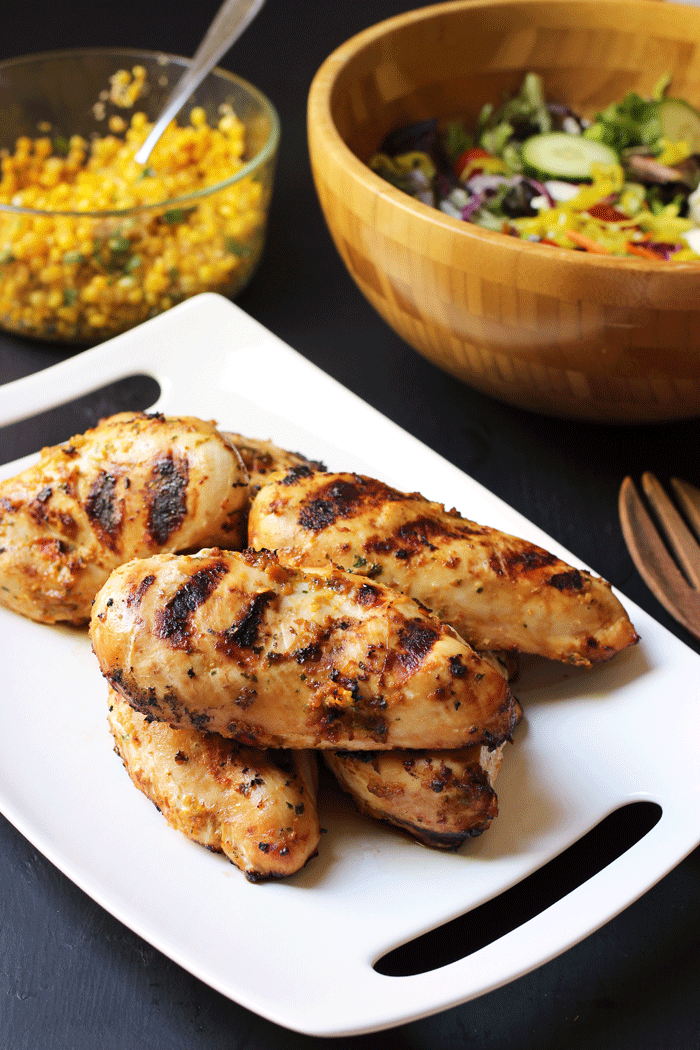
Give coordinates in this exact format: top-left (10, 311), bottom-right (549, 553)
top-left (659, 98), bottom-right (700, 152)
top-left (521, 132), bottom-right (618, 180)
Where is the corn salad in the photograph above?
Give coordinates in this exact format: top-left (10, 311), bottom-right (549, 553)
top-left (0, 93), bottom-right (270, 342)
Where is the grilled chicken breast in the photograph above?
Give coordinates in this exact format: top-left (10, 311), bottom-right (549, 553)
top-left (108, 690), bottom-right (319, 880)
top-left (223, 432), bottom-right (325, 500)
top-left (90, 547), bottom-right (518, 751)
top-left (325, 744), bottom-right (503, 849)
top-left (248, 469), bottom-right (638, 667)
top-left (326, 652), bottom-right (520, 848)
top-left (0, 412), bottom-right (249, 624)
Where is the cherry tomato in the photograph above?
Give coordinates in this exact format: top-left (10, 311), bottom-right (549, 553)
top-left (454, 146), bottom-right (493, 178)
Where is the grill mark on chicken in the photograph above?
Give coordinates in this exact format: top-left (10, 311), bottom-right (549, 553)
top-left (280, 464), bottom-right (314, 485)
top-left (294, 641), bottom-right (322, 664)
top-left (146, 453), bottom-right (189, 546)
top-left (356, 582), bottom-right (381, 606)
top-left (548, 568), bottom-right (585, 591)
top-left (294, 473), bottom-right (481, 546)
top-left (449, 654), bottom-right (468, 677)
top-left (314, 704), bottom-right (389, 745)
top-left (85, 471), bottom-right (122, 549)
top-left (499, 544), bottom-right (559, 577)
top-left (362, 519), bottom-right (474, 561)
top-left (364, 537), bottom-right (393, 555)
top-left (220, 591), bottom-right (276, 653)
top-left (58, 512), bottom-right (79, 538)
top-left (28, 486), bottom-right (53, 528)
top-left (297, 476), bottom-right (400, 531)
top-left (127, 573), bottom-right (156, 608)
top-left (392, 620), bottom-right (439, 673)
top-left (486, 550), bottom-right (504, 577)
top-left (298, 495), bottom-right (349, 531)
top-left (397, 513), bottom-right (476, 544)
top-left (156, 561), bottom-right (229, 649)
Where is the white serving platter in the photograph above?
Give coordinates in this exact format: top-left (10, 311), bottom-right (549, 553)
top-left (1, 293), bottom-right (699, 1037)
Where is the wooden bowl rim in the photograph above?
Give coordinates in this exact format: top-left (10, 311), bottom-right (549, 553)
top-left (307, 0), bottom-right (700, 276)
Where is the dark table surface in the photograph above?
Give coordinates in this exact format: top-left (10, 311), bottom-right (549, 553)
top-left (2, 1), bottom-right (700, 1047)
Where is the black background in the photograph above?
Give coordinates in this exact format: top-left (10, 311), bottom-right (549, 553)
top-left (1, 1), bottom-right (700, 1047)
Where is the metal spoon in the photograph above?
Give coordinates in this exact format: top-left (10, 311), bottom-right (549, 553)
top-left (134, 0), bottom-right (266, 165)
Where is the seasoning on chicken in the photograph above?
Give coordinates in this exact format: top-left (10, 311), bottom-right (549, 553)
top-left (223, 432), bottom-right (326, 500)
top-left (0, 412), bottom-right (249, 624)
top-left (108, 690), bottom-right (320, 880)
top-left (248, 469), bottom-right (638, 667)
top-left (325, 744), bottom-right (503, 849)
top-left (326, 652), bottom-right (521, 848)
top-left (90, 547), bottom-right (519, 751)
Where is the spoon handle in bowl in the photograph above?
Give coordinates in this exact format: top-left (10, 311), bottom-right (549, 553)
top-left (134, 0), bottom-right (266, 165)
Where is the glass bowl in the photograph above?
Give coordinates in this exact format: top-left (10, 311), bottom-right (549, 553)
top-left (0, 48), bottom-right (279, 344)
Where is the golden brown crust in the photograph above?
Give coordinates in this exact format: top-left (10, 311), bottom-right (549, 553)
top-left (248, 469), bottom-right (638, 666)
top-left (108, 690), bottom-right (320, 881)
top-left (90, 547), bottom-right (519, 751)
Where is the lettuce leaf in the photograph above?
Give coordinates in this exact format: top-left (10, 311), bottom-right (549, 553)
top-left (478, 73), bottom-right (552, 156)
top-left (584, 92), bottom-right (662, 153)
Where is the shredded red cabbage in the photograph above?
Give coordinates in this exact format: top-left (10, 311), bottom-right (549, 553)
top-left (525, 178), bottom-right (554, 207)
top-left (642, 242), bottom-right (682, 260)
top-left (461, 193), bottom-right (484, 220)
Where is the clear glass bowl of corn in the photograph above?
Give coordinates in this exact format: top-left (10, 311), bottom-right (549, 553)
top-left (0, 49), bottom-right (279, 344)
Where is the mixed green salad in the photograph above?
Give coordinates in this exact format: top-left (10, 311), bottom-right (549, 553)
top-left (369, 74), bottom-right (700, 259)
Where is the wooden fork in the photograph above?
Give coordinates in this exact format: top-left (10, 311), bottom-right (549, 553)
top-left (619, 473), bottom-right (700, 641)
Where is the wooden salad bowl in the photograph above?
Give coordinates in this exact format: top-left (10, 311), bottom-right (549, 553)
top-left (307, 0), bottom-right (700, 423)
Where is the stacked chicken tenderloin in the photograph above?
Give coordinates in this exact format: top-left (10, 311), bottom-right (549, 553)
top-left (0, 413), bottom-right (638, 881)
